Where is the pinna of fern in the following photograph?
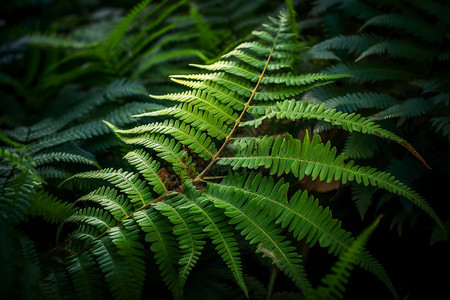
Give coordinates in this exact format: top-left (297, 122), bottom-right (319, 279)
top-left (59, 9), bottom-right (445, 300)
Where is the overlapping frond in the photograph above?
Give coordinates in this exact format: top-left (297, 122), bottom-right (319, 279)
top-left (67, 168), bottom-right (154, 208)
top-left (204, 171), bottom-right (351, 254)
top-left (134, 209), bottom-right (181, 297)
top-left (201, 187), bottom-right (312, 295)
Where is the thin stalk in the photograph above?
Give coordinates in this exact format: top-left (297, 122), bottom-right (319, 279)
top-left (193, 24), bottom-right (282, 184)
top-left (266, 265), bottom-right (278, 300)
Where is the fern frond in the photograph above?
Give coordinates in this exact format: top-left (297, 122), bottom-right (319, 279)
top-left (201, 186), bottom-right (312, 296)
top-left (310, 217), bottom-right (381, 300)
top-left (154, 196), bottom-right (206, 293)
top-left (181, 181), bottom-right (248, 297)
top-left (135, 103), bottom-right (232, 140)
top-left (76, 187), bottom-right (133, 222)
top-left (65, 207), bottom-right (117, 234)
top-left (324, 92), bottom-right (397, 113)
top-left (90, 236), bottom-right (141, 299)
top-left (312, 34), bottom-right (384, 56)
top-left (205, 171), bottom-right (352, 255)
top-left (134, 209), bottom-right (181, 298)
top-left (107, 123), bottom-right (195, 180)
top-left (351, 184), bottom-right (377, 220)
top-left (220, 132), bottom-right (443, 231)
top-left (327, 62), bottom-right (417, 83)
top-left (0, 169), bottom-right (40, 225)
top-left (33, 152), bottom-right (99, 167)
top-left (115, 120), bottom-right (218, 160)
top-left (342, 133), bottom-right (378, 159)
top-left (108, 219), bottom-right (146, 297)
top-left (431, 116), bottom-right (450, 141)
top-left (102, 0), bottom-right (152, 51)
top-left (67, 168), bottom-right (153, 208)
top-left (204, 170), bottom-right (395, 295)
top-left (243, 100), bottom-right (426, 165)
top-left (57, 8), bottom-right (440, 298)
top-left (71, 225), bottom-right (102, 244)
top-left (355, 39), bottom-right (435, 62)
top-left (18, 79), bottom-right (150, 142)
top-left (260, 73), bottom-right (351, 86)
top-left (119, 5), bottom-right (200, 77)
top-left (66, 253), bottom-right (103, 299)
top-left (370, 98), bottom-right (432, 120)
top-left (29, 190), bottom-right (76, 224)
top-left (150, 90), bottom-right (239, 124)
top-left (360, 13), bottom-right (443, 42)
top-left (124, 150), bottom-right (168, 195)
top-left (25, 33), bottom-right (92, 49)
top-left (27, 102), bottom-right (160, 155)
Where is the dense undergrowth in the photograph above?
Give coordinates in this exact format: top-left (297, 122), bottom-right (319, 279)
top-left (1, 0), bottom-right (449, 299)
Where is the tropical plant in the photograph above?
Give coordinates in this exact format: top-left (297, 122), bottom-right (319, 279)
top-left (2, 0), bottom-right (449, 299)
top-left (54, 10), bottom-right (445, 299)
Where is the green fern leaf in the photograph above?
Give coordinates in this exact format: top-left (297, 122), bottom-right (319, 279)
top-left (324, 92), bottom-right (397, 113)
top-left (351, 184), bottom-right (377, 220)
top-left (134, 209), bottom-right (181, 298)
top-left (116, 120), bottom-right (218, 160)
top-left (66, 168), bottom-right (153, 208)
top-left (67, 253), bottom-right (103, 299)
top-left (312, 34), bottom-right (384, 56)
top-left (108, 219), bottom-right (146, 297)
top-left (370, 98), bottom-right (432, 120)
top-left (343, 133), bottom-right (379, 159)
top-left (107, 123), bottom-right (196, 180)
top-left (220, 132), bottom-right (443, 232)
top-left (243, 101), bottom-right (427, 166)
top-left (29, 190), bottom-right (76, 224)
top-left (360, 13), bottom-right (443, 42)
top-left (65, 207), bottom-right (117, 234)
top-left (201, 186), bottom-right (312, 296)
top-left (154, 197), bottom-right (206, 293)
top-left (355, 39), bottom-right (435, 62)
top-left (102, 0), bottom-right (152, 51)
top-left (135, 103), bottom-right (232, 140)
top-left (33, 152), bottom-right (99, 168)
top-left (327, 62), bottom-right (417, 83)
top-left (76, 187), bottom-right (133, 222)
top-left (58, 9), bottom-right (442, 298)
top-left (150, 90), bottom-right (239, 125)
top-left (181, 181), bottom-right (248, 297)
top-left (90, 237), bottom-right (141, 299)
top-left (310, 217), bottom-right (381, 300)
top-left (0, 169), bottom-right (40, 225)
top-left (206, 171), bottom-right (352, 255)
top-left (124, 150), bottom-right (168, 195)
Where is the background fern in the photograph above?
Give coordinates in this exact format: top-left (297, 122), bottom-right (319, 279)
top-left (291, 0), bottom-right (450, 298)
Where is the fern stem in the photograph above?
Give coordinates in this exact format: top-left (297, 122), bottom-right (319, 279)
top-left (266, 266), bottom-right (278, 300)
top-left (193, 22), bottom-right (282, 184)
top-left (202, 176), bottom-right (225, 180)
